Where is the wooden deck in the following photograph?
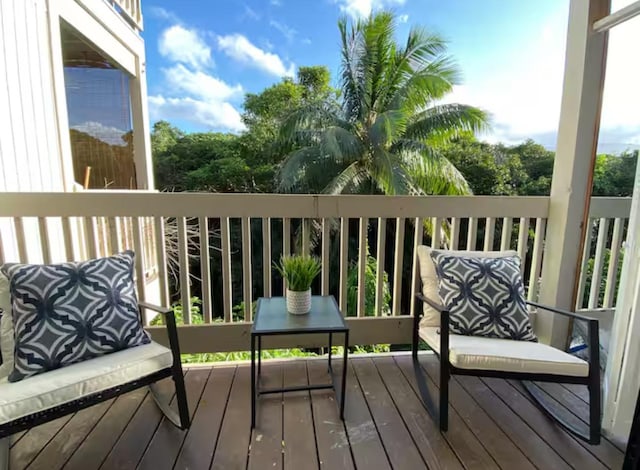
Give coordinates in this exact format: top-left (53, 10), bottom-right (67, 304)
top-left (8, 354), bottom-right (624, 470)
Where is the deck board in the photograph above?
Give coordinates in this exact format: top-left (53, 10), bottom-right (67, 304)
top-left (10, 353), bottom-right (623, 470)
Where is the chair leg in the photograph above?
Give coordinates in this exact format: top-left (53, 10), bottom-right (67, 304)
top-left (588, 375), bottom-right (601, 445)
top-left (0, 437), bottom-right (9, 470)
top-left (440, 361), bottom-right (449, 432)
top-left (149, 367), bottom-right (190, 430)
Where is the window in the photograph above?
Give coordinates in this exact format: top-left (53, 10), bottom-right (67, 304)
top-left (60, 22), bottom-right (137, 189)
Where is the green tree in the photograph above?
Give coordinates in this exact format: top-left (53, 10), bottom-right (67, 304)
top-left (278, 12), bottom-right (489, 195)
top-left (592, 150), bottom-right (637, 196)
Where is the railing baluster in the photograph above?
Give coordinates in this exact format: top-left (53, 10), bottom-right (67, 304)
top-left (283, 218), bottom-right (291, 293)
top-left (38, 217), bottom-right (51, 264)
top-left (357, 217), bottom-right (368, 317)
top-left (466, 217), bottom-right (478, 251)
top-left (588, 218), bottom-right (609, 309)
top-left (321, 218), bottom-right (330, 296)
top-left (576, 218), bottom-right (594, 310)
top-left (516, 217), bottom-right (530, 273)
top-left (432, 217), bottom-right (442, 249)
top-left (177, 217), bottom-right (191, 325)
top-left (199, 217), bottom-right (213, 323)
top-left (84, 217), bottom-right (98, 259)
top-left (62, 217), bottom-right (75, 261)
top-left (483, 217), bottom-right (495, 251)
top-left (131, 217), bottom-right (146, 304)
top-left (339, 217), bottom-right (349, 314)
top-left (13, 217), bottom-right (28, 262)
top-left (154, 217), bottom-right (170, 306)
top-left (221, 217), bottom-right (232, 322)
top-left (375, 218), bottom-right (387, 316)
top-left (392, 218), bottom-right (405, 316)
top-left (527, 218), bottom-right (546, 301)
top-left (450, 217), bottom-right (460, 250)
top-left (410, 218), bottom-right (423, 317)
top-left (500, 217), bottom-right (513, 251)
top-left (302, 218), bottom-right (310, 255)
top-left (242, 217), bottom-right (253, 321)
top-left (108, 217), bottom-right (121, 255)
top-left (603, 218), bottom-right (624, 308)
top-left (262, 218), bottom-right (272, 297)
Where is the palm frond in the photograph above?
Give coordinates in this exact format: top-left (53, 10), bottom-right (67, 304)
top-left (322, 161), bottom-right (368, 194)
top-left (397, 145), bottom-right (471, 195)
top-left (405, 104), bottom-right (490, 143)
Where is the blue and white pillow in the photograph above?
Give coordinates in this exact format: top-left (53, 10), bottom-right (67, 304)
top-left (1, 251), bottom-right (150, 382)
top-left (430, 251), bottom-right (537, 341)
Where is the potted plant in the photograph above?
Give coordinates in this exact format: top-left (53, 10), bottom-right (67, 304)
top-left (274, 255), bottom-right (322, 314)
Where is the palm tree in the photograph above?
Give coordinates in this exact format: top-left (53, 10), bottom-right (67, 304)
top-left (277, 11), bottom-right (489, 195)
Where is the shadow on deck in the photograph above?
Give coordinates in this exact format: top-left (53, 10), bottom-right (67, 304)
top-left (8, 353), bottom-right (624, 470)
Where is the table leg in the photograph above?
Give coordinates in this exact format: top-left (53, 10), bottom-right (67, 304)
top-left (251, 333), bottom-right (256, 428)
top-left (328, 332), bottom-right (333, 372)
top-left (341, 330), bottom-right (349, 420)
top-left (258, 335), bottom-right (262, 377)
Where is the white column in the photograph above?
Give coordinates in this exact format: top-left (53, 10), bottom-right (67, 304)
top-left (130, 51), bottom-right (155, 190)
top-left (536, 0), bottom-right (610, 347)
top-left (603, 160), bottom-right (640, 441)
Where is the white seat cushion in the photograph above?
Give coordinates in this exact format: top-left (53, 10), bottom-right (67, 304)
top-left (0, 272), bottom-right (12, 380)
top-left (420, 326), bottom-right (589, 377)
top-left (0, 341), bottom-right (173, 425)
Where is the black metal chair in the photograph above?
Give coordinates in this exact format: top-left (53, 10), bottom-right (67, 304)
top-left (0, 302), bottom-right (189, 469)
top-left (411, 248), bottom-right (601, 445)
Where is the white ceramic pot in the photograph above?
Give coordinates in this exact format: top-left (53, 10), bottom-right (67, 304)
top-left (286, 288), bottom-right (311, 315)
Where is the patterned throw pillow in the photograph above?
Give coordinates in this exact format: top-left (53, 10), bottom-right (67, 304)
top-left (430, 251), bottom-right (537, 341)
top-left (1, 251), bottom-right (150, 382)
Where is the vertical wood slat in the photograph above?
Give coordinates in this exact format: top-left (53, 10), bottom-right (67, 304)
top-left (108, 217), bottom-right (121, 255)
top-left (14, 218), bottom-right (28, 263)
top-left (410, 218), bottom-right (423, 317)
top-left (301, 218), bottom-right (310, 255)
top-left (516, 217), bottom-right (530, 273)
top-left (339, 218), bottom-right (349, 314)
top-left (466, 217), bottom-right (478, 251)
top-left (483, 217), bottom-right (495, 251)
top-left (321, 218), bottom-right (330, 296)
top-left (84, 217), bottom-right (98, 259)
top-left (500, 217), bottom-right (513, 251)
top-left (62, 217), bottom-right (74, 261)
top-left (220, 217), bottom-right (232, 322)
top-left (153, 217), bottom-right (170, 306)
top-left (262, 218), bottom-right (272, 297)
top-left (375, 218), bottom-right (387, 316)
top-left (392, 218), bottom-right (405, 316)
top-left (199, 217), bottom-right (213, 323)
top-left (131, 217), bottom-right (146, 305)
top-left (177, 217), bottom-right (191, 325)
top-left (450, 217), bottom-right (460, 250)
top-left (588, 217), bottom-right (610, 309)
top-left (37, 217), bottom-right (51, 264)
top-left (241, 217), bottom-right (253, 321)
top-left (357, 218), bottom-right (368, 317)
top-left (432, 217), bottom-right (442, 249)
top-left (575, 218), bottom-right (594, 310)
top-left (603, 218), bottom-right (624, 308)
top-left (283, 218), bottom-right (291, 294)
top-left (527, 218), bottom-right (546, 301)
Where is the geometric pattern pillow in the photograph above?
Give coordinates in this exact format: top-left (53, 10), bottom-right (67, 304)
top-left (0, 251), bottom-right (150, 382)
top-left (430, 251), bottom-right (537, 341)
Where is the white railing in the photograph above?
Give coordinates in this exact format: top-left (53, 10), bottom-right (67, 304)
top-left (109, 0), bottom-right (143, 30)
top-left (0, 192), bottom-right (552, 352)
top-left (576, 197), bottom-right (632, 314)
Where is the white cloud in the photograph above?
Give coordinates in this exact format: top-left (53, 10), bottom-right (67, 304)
top-left (72, 122), bottom-right (129, 146)
top-left (243, 5), bottom-right (260, 20)
top-left (158, 25), bottom-right (212, 70)
top-left (270, 20), bottom-right (297, 42)
top-left (163, 64), bottom-right (243, 102)
top-left (270, 0), bottom-right (282, 5)
top-left (149, 96), bottom-right (245, 133)
top-left (302, 38), bottom-right (312, 45)
top-left (148, 6), bottom-right (179, 23)
top-left (217, 34), bottom-right (295, 77)
top-left (398, 14), bottom-right (409, 23)
top-left (335, 0), bottom-right (406, 19)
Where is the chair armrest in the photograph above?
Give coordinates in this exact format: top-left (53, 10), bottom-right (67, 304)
top-left (138, 302), bottom-right (183, 365)
top-left (138, 301), bottom-right (173, 316)
top-left (415, 293), bottom-right (447, 313)
top-left (526, 301), bottom-right (599, 322)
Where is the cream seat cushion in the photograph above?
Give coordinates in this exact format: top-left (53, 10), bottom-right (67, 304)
top-left (0, 341), bottom-right (172, 425)
top-left (420, 326), bottom-right (588, 377)
top-left (416, 246), bottom-right (518, 327)
top-left (0, 272), bottom-right (12, 379)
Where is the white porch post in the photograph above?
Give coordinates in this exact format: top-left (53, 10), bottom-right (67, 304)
top-left (536, 0), bottom-right (610, 347)
top-left (130, 53), bottom-right (155, 190)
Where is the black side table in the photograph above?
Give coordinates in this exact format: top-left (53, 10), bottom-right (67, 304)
top-left (251, 295), bottom-right (349, 428)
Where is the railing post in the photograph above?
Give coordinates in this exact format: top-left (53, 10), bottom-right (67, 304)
top-left (537, 0), bottom-right (610, 348)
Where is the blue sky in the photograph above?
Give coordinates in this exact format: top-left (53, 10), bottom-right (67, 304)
top-left (141, 0), bottom-right (640, 150)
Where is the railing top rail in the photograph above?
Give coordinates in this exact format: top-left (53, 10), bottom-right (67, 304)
top-left (589, 197), bottom-right (632, 219)
top-left (0, 193), bottom-right (551, 218)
